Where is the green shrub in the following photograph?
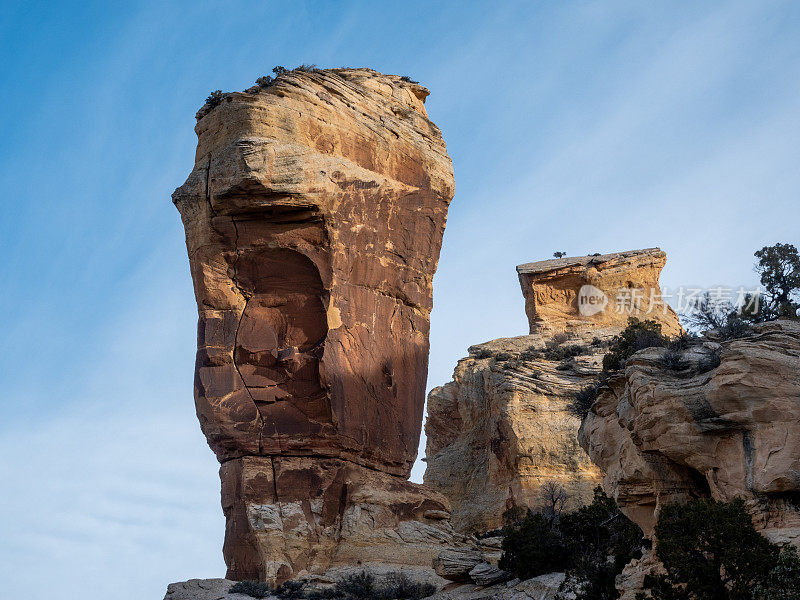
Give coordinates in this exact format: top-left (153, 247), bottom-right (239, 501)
top-left (753, 545), bottom-right (800, 600)
top-left (255, 75), bottom-right (273, 87)
top-left (560, 487), bottom-right (644, 600)
top-left (206, 90), bottom-right (224, 108)
top-left (499, 511), bottom-right (569, 580)
top-left (660, 347), bottom-right (689, 371)
top-left (230, 580), bottom-right (273, 599)
top-left (602, 318), bottom-right (669, 373)
top-left (569, 383), bottom-right (602, 419)
top-left (542, 343), bottom-right (588, 361)
top-left (380, 573), bottom-right (435, 600)
top-left (276, 580), bottom-right (305, 599)
top-left (717, 316), bottom-right (752, 340)
top-left (400, 75), bottom-right (419, 83)
top-left (642, 498), bottom-right (778, 600)
top-left (334, 572), bottom-right (377, 600)
top-left (500, 487), bottom-right (642, 599)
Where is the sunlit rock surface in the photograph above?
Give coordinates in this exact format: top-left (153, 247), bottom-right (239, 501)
top-left (173, 68), bottom-right (456, 582)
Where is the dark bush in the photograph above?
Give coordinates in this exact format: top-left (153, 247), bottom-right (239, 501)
top-left (542, 343), bottom-right (588, 361)
top-left (499, 511), bottom-right (569, 580)
top-left (519, 347), bottom-right (541, 360)
top-left (500, 487), bottom-right (643, 600)
top-left (230, 580), bottom-right (273, 599)
top-left (334, 572), bottom-right (377, 600)
top-left (602, 318), bottom-right (669, 373)
top-left (643, 497), bottom-right (779, 600)
top-left (276, 580), bottom-right (306, 599)
top-left (400, 75), bottom-right (419, 83)
top-left (560, 488), bottom-right (644, 600)
top-left (569, 384), bottom-right (601, 419)
top-left (206, 90), bottom-right (224, 108)
top-left (660, 347), bottom-right (689, 371)
top-left (272, 66), bottom-right (289, 76)
top-left (380, 573), bottom-right (435, 600)
top-left (717, 316), bottom-right (752, 340)
top-left (753, 545), bottom-right (800, 599)
top-left (256, 75), bottom-right (273, 87)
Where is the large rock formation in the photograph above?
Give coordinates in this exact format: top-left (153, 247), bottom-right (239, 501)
top-left (424, 249), bottom-right (681, 533)
top-left (173, 68), bottom-right (456, 583)
top-left (579, 318), bottom-right (800, 546)
top-left (517, 248), bottom-right (682, 337)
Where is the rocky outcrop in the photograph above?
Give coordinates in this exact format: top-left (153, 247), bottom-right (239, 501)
top-left (424, 250), bottom-right (681, 533)
top-left (164, 571), bottom-right (570, 600)
top-left (517, 248), bottom-right (682, 337)
top-left (173, 68), bottom-right (456, 583)
top-left (579, 319), bottom-right (800, 546)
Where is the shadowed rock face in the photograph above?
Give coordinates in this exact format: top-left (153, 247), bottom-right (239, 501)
top-left (173, 68), bottom-right (456, 582)
top-left (424, 250), bottom-right (681, 533)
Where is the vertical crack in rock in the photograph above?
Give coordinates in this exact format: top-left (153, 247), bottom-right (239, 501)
top-left (172, 68), bottom-right (456, 583)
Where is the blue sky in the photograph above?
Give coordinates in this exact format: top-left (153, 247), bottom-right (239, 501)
top-left (2, 1), bottom-right (799, 598)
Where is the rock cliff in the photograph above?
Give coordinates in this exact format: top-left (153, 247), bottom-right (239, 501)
top-left (579, 319), bottom-right (800, 546)
top-left (424, 249), bottom-right (681, 533)
top-left (173, 68), bottom-right (456, 583)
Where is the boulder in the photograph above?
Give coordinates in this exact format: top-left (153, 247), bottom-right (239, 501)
top-left (433, 549), bottom-right (485, 582)
top-left (173, 67), bottom-right (456, 583)
top-left (468, 563), bottom-right (512, 586)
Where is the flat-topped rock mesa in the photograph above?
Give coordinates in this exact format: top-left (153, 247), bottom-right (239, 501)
top-left (424, 250), bottom-right (682, 533)
top-left (173, 67), bottom-right (456, 583)
top-left (579, 319), bottom-right (800, 545)
top-left (517, 248), bottom-right (682, 337)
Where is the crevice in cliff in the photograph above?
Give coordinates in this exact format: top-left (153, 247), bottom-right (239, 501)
top-left (230, 217), bottom-right (266, 454)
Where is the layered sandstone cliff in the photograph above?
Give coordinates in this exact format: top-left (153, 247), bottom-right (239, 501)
top-left (173, 68), bottom-right (456, 583)
top-left (579, 318), bottom-right (800, 546)
top-left (424, 249), bottom-right (681, 533)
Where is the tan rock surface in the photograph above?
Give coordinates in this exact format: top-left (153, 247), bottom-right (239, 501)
top-left (173, 68), bottom-right (456, 582)
top-left (424, 250), bottom-right (681, 533)
top-left (579, 319), bottom-right (800, 545)
top-left (517, 248), bottom-right (681, 337)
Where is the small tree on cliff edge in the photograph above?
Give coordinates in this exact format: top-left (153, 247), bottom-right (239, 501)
top-left (753, 242), bottom-right (800, 319)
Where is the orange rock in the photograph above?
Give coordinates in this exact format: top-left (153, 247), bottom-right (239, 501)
top-left (173, 68), bottom-right (456, 582)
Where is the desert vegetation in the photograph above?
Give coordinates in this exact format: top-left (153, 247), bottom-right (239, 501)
top-left (500, 486), bottom-right (644, 600)
top-left (638, 497), bottom-right (800, 600)
top-left (229, 571), bottom-right (436, 600)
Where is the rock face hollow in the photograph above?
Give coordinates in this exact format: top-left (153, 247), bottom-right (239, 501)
top-left (173, 68), bottom-right (455, 582)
